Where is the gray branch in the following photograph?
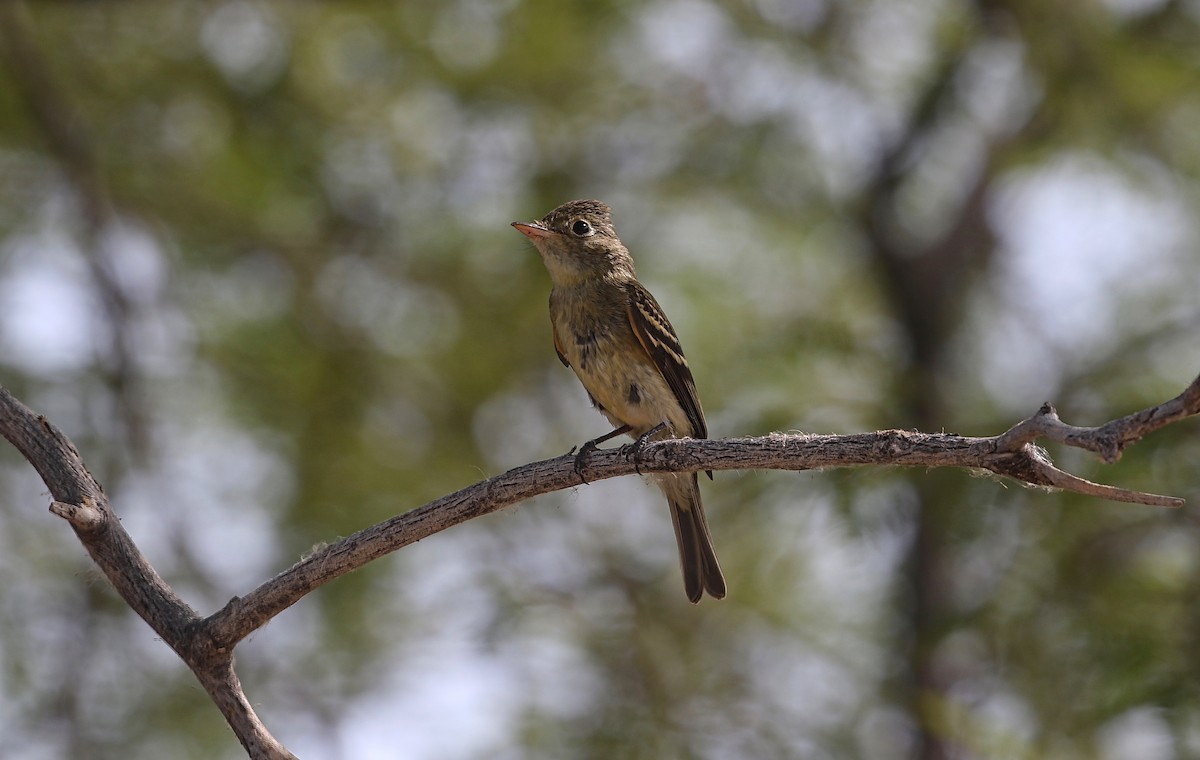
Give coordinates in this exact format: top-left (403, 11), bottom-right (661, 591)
top-left (0, 388), bottom-right (296, 760)
top-left (2, 371), bottom-right (1197, 757)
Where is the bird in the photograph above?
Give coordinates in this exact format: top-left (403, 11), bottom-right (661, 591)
top-left (512, 199), bottom-right (726, 602)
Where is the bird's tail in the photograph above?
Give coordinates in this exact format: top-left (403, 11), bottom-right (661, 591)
top-left (658, 472), bottom-right (726, 603)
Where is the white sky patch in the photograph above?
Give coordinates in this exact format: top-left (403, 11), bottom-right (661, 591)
top-left (0, 202), bottom-right (183, 378)
top-left (98, 220), bottom-right (168, 306)
top-left (636, 0), bottom-right (733, 74)
top-left (994, 154), bottom-right (1189, 342)
top-left (981, 153), bottom-right (1193, 406)
top-left (1099, 0), bottom-right (1171, 19)
top-left (117, 421), bottom-right (290, 594)
top-left (0, 232), bottom-right (105, 375)
top-left (329, 538), bottom-right (523, 760)
top-left (1098, 707), bottom-right (1173, 760)
top-left (335, 651), bottom-right (517, 760)
top-left (200, 1), bottom-right (290, 93)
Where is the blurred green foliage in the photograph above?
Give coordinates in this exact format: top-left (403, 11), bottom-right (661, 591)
top-left (1, 1), bottom-right (1199, 758)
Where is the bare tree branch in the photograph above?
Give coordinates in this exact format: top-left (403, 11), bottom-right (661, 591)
top-left (996, 377), bottom-right (1200, 462)
top-left (0, 388), bottom-right (296, 760)
top-left (2, 371), bottom-right (1197, 756)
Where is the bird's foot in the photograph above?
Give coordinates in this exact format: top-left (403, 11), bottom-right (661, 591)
top-left (620, 422), bottom-right (669, 474)
top-left (572, 440), bottom-right (600, 483)
top-left (569, 424), bottom-right (632, 483)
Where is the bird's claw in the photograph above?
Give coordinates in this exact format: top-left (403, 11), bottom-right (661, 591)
top-left (572, 440), bottom-right (599, 483)
top-left (620, 422), bottom-right (668, 475)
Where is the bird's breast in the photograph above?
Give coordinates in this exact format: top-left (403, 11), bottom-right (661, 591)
top-left (549, 286), bottom-right (689, 436)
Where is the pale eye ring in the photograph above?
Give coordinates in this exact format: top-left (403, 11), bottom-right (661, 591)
top-left (571, 219), bottom-right (594, 237)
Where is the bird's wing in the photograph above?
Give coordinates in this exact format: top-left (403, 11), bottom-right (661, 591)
top-left (625, 281), bottom-right (707, 440)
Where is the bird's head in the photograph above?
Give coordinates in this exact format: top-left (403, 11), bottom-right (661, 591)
top-left (512, 199), bottom-right (634, 285)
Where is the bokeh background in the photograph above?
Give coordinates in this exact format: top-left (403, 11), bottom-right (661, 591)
top-left (1, 1), bottom-right (1199, 758)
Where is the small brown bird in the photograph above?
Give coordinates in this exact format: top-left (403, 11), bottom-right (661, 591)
top-left (512, 199), bottom-right (726, 602)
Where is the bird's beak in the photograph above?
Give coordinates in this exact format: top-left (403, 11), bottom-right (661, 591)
top-left (511, 221), bottom-right (554, 240)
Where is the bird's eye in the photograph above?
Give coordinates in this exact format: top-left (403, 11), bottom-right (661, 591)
top-left (571, 219), bottom-right (594, 237)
